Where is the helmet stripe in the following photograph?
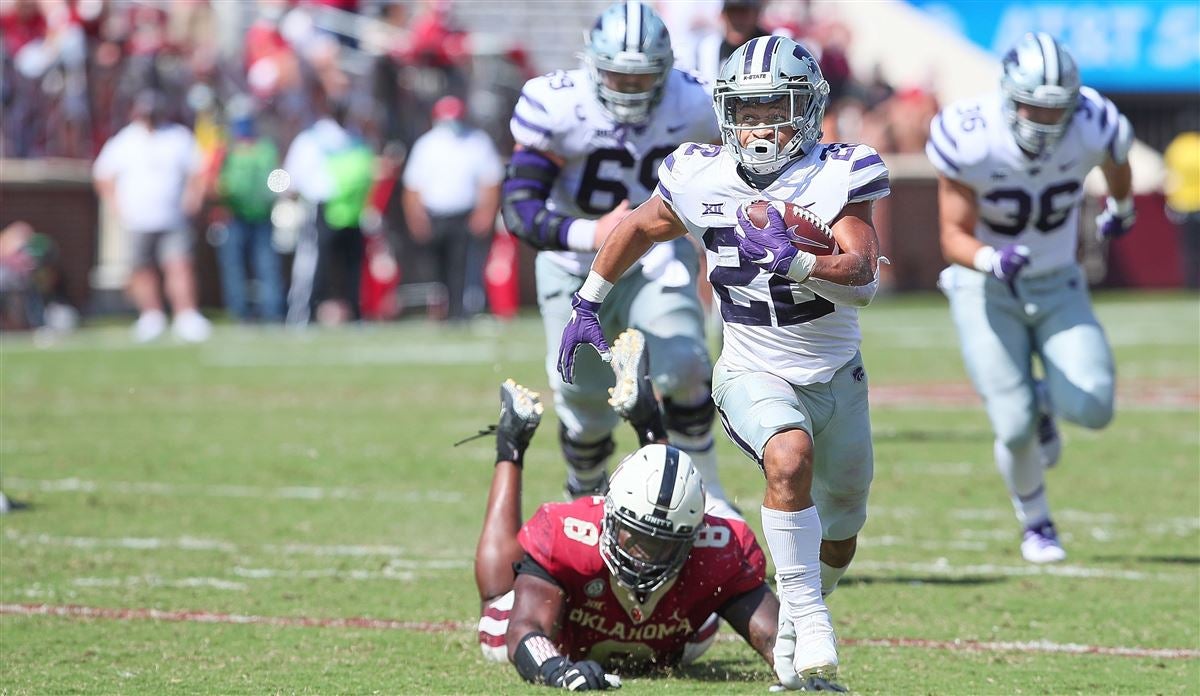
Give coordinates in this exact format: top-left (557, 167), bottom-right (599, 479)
top-left (653, 447), bottom-right (680, 516)
top-left (760, 35), bottom-right (781, 73)
top-left (1037, 33), bottom-right (1060, 86)
top-left (625, 0), bottom-right (643, 52)
top-left (741, 37), bottom-right (760, 75)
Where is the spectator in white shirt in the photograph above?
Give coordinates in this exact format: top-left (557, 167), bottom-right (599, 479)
top-left (93, 90), bottom-right (211, 343)
top-left (402, 96), bottom-right (503, 321)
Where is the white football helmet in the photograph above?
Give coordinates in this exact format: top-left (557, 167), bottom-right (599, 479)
top-left (713, 35), bottom-right (829, 175)
top-left (584, 1), bottom-right (674, 125)
top-left (1000, 32), bottom-right (1081, 155)
top-left (601, 444), bottom-right (705, 595)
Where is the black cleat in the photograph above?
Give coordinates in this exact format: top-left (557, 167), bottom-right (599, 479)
top-left (455, 379), bottom-right (543, 466)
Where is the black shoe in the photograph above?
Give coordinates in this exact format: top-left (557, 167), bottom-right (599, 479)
top-left (455, 379), bottom-right (542, 466)
top-left (497, 379), bottom-right (543, 456)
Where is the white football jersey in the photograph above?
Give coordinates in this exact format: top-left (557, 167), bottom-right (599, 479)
top-left (510, 67), bottom-right (720, 275)
top-left (656, 142), bottom-right (890, 385)
top-left (926, 87), bottom-right (1122, 274)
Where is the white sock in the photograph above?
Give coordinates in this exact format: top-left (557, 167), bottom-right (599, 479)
top-left (994, 437), bottom-right (1050, 526)
top-left (761, 505), bottom-right (826, 623)
top-left (820, 561), bottom-right (848, 598)
top-left (671, 431), bottom-right (727, 502)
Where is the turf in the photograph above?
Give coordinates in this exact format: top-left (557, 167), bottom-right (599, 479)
top-left (1, 292), bottom-right (1197, 694)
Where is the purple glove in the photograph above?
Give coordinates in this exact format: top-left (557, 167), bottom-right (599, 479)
top-left (735, 203), bottom-right (798, 277)
top-left (992, 243), bottom-right (1031, 289)
top-left (557, 294), bottom-right (611, 384)
top-left (1095, 198), bottom-right (1136, 240)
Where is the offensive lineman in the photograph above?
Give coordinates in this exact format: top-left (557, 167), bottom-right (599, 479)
top-left (926, 33), bottom-right (1134, 563)
top-left (559, 35), bottom-right (889, 691)
top-left (501, 1), bottom-right (735, 514)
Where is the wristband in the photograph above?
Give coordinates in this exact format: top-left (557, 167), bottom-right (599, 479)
top-left (785, 250), bottom-right (817, 283)
top-left (566, 218), bottom-right (598, 252)
top-left (972, 246), bottom-right (997, 273)
top-left (513, 631), bottom-right (563, 684)
top-left (578, 271), bottom-right (613, 303)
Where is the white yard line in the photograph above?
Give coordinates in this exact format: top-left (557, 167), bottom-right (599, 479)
top-left (2, 477), bottom-right (464, 504)
top-left (840, 636), bottom-right (1199, 660)
top-left (3, 603), bottom-right (1195, 660)
top-left (72, 576), bottom-right (248, 591)
top-left (3, 529), bottom-right (469, 565)
top-left (8, 479), bottom-right (1195, 540)
top-left (853, 559), bottom-right (1191, 583)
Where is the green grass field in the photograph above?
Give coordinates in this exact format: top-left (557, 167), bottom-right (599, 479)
top-left (2, 292), bottom-right (1197, 694)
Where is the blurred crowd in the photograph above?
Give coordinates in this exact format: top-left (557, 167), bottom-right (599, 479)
top-left (0, 0), bottom-right (944, 335)
top-left (1, 0), bottom-right (534, 334)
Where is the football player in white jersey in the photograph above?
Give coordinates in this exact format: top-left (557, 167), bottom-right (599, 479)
top-left (926, 33), bottom-right (1134, 564)
top-left (559, 35), bottom-right (890, 692)
top-left (501, 1), bottom-right (736, 514)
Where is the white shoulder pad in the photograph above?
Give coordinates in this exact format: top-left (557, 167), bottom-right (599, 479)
top-left (843, 144), bottom-right (890, 204)
top-left (1075, 86), bottom-right (1133, 165)
top-left (925, 100), bottom-right (991, 182)
top-left (509, 71), bottom-right (578, 152)
top-left (655, 142), bottom-right (723, 219)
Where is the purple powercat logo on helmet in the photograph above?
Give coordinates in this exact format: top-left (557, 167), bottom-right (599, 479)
top-left (792, 45), bottom-right (819, 73)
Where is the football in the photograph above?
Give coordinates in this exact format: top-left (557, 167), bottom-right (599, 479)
top-left (743, 199), bottom-right (837, 256)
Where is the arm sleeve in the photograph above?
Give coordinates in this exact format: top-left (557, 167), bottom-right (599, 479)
top-left (501, 148), bottom-right (579, 251)
top-left (502, 75), bottom-right (584, 251)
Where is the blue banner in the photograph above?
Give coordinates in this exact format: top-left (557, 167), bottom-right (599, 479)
top-left (909, 1), bottom-right (1200, 92)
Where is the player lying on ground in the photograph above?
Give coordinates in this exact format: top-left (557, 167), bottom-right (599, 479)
top-left (471, 343), bottom-right (832, 690)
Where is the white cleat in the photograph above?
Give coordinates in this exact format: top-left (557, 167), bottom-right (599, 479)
top-left (607, 328), bottom-right (652, 420)
top-left (774, 609), bottom-right (847, 692)
top-left (132, 310), bottom-right (167, 343)
top-left (1021, 519), bottom-right (1067, 564)
top-left (792, 611), bottom-right (840, 678)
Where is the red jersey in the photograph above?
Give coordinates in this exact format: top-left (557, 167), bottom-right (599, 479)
top-left (517, 496), bottom-right (766, 667)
